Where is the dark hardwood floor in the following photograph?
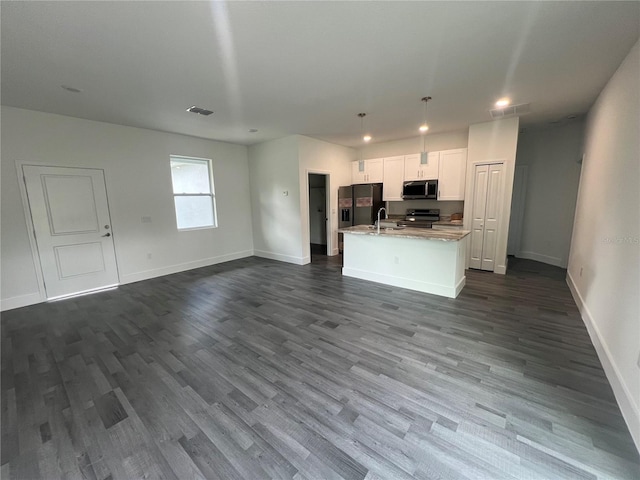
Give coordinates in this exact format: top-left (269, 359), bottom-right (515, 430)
top-left (2, 256), bottom-right (638, 479)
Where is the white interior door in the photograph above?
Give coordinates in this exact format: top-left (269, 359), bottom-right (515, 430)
top-left (469, 165), bottom-right (489, 269)
top-left (469, 163), bottom-right (504, 271)
top-left (23, 165), bottom-right (119, 299)
top-left (481, 164), bottom-right (504, 271)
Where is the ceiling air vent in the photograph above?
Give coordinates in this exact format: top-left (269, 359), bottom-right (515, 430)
top-left (490, 103), bottom-right (531, 119)
top-left (186, 106), bottom-right (213, 116)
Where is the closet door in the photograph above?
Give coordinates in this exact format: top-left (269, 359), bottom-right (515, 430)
top-left (469, 165), bottom-right (489, 269)
top-left (469, 163), bottom-right (503, 271)
top-left (481, 164), bottom-right (503, 271)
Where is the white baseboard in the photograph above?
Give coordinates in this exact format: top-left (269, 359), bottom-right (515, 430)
top-left (518, 250), bottom-right (566, 268)
top-left (330, 248), bottom-right (339, 256)
top-left (495, 264), bottom-right (507, 275)
top-left (342, 267), bottom-right (464, 299)
top-left (0, 292), bottom-right (43, 312)
top-left (120, 250), bottom-right (254, 284)
top-left (566, 271), bottom-right (640, 452)
top-left (253, 250), bottom-right (306, 265)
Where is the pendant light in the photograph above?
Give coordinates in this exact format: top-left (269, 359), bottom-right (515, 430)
top-left (419, 96), bottom-right (432, 164)
top-left (357, 113), bottom-right (371, 171)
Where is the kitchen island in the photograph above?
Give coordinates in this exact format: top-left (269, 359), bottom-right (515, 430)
top-left (338, 225), bottom-right (470, 298)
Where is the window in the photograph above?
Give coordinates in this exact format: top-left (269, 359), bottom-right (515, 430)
top-left (170, 156), bottom-right (217, 230)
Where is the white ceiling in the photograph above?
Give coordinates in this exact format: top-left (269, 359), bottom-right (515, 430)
top-left (2, 1), bottom-right (638, 147)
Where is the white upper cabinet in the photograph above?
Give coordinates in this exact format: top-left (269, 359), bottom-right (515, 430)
top-left (382, 156), bottom-right (405, 201)
top-left (404, 152), bottom-right (439, 181)
top-left (437, 148), bottom-right (467, 201)
top-left (351, 158), bottom-right (383, 184)
top-left (351, 161), bottom-right (366, 184)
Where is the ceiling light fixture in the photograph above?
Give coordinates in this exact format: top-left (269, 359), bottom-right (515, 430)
top-left (495, 98), bottom-right (510, 108)
top-left (358, 113), bottom-right (372, 143)
top-left (419, 96), bottom-right (432, 164)
top-left (248, 128), bottom-right (258, 133)
top-left (186, 106), bottom-right (214, 116)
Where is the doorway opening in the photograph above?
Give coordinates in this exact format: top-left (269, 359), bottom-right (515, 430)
top-left (308, 173), bottom-right (329, 262)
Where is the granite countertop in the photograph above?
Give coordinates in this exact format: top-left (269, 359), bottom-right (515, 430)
top-left (339, 225), bottom-right (470, 242)
top-left (432, 220), bottom-right (464, 226)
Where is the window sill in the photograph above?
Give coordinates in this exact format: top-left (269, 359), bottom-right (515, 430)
top-left (177, 225), bottom-right (218, 232)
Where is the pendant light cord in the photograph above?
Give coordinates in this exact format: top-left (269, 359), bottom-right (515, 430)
top-left (358, 113), bottom-right (366, 162)
top-left (421, 96), bottom-right (431, 153)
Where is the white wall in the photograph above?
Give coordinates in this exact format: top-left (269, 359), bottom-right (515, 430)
top-left (567, 40), bottom-right (640, 450)
top-left (0, 107), bottom-right (254, 310)
top-left (463, 117), bottom-right (520, 274)
top-left (359, 130), bottom-right (468, 158)
top-left (248, 135), bottom-right (354, 263)
top-left (511, 121), bottom-right (584, 267)
top-left (299, 136), bottom-right (355, 259)
top-left (248, 136), bottom-right (303, 264)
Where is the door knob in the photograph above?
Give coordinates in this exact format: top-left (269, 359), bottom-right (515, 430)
top-left (102, 233), bottom-right (111, 237)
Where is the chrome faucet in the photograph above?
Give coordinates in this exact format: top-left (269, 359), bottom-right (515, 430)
top-left (377, 207), bottom-right (387, 234)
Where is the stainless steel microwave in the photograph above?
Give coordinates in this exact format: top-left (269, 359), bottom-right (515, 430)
top-left (402, 180), bottom-right (438, 199)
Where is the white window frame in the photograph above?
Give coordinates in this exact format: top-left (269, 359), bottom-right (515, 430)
top-left (170, 155), bottom-right (218, 231)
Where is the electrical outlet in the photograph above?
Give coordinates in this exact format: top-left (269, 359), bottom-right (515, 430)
top-left (283, 190), bottom-right (289, 196)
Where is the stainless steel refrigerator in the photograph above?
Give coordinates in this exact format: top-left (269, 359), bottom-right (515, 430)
top-left (338, 183), bottom-right (384, 251)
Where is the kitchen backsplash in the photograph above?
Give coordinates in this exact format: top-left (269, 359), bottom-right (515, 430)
top-left (387, 200), bottom-right (464, 217)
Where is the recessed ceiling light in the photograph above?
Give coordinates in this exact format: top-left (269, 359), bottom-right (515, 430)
top-left (495, 98), bottom-right (510, 107)
top-left (419, 124), bottom-right (429, 133)
top-left (186, 106), bottom-right (213, 116)
top-left (61, 85), bottom-right (82, 93)
top-left (363, 134), bottom-right (372, 142)
top-left (248, 129), bottom-right (258, 133)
